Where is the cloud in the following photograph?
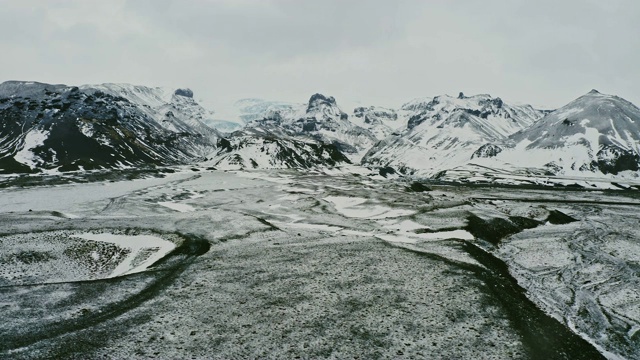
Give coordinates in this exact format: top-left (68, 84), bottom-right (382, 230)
top-left (126, 0), bottom-right (407, 59)
top-left (0, 0), bottom-right (638, 111)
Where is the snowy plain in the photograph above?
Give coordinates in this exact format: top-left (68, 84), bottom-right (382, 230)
top-left (0, 167), bottom-right (637, 359)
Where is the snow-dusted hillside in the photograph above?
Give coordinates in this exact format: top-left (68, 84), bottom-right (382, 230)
top-left (82, 83), bottom-right (220, 138)
top-left (471, 90), bottom-right (640, 178)
top-left (362, 92), bottom-right (545, 175)
top-left (207, 126), bottom-right (350, 170)
top-left (0, 81), bottom-right (218, 173)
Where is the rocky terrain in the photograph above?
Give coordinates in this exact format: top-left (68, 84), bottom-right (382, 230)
top-left (3, 166), bottom-right (636, 359)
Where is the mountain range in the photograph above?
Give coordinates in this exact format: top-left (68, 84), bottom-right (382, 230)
top-left (3, 80), bottom-right (640, 186)
top-left (361, 92), bottom-right (546, 176)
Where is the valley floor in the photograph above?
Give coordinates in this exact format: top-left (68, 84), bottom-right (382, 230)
top-left (0, 167), bottom-right (638, 359)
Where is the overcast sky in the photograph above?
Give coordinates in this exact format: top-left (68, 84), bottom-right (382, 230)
top-left (1, 0), bottom-right (638, 113)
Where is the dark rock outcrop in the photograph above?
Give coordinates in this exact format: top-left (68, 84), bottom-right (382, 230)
top-left (593, 145), bottom-right (640, 174)
top-left (471, 144), bottom-right (503, 159)
top-left (307, 93), bottom-right (336, 112)
top-left (174, 88), bottom-right (194, 98)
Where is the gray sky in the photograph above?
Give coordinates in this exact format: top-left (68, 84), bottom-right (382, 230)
top-left (1, 0), bottom-right (639, 113)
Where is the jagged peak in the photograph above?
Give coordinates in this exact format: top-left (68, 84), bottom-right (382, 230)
top-left (309, 93), bottom-right (335, 102)
top-left (308, 93), bottom-right (336, 106)
top-left (174, 88), bottom-right (193, 98)
top-left (306, 93), bottom-right (340, 113)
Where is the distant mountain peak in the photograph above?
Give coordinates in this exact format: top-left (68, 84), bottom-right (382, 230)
top-left (307, 93), bottom-right (337, 112)
top-left (588, 89), bottom-right (600, 94)
top-left (174, 88), bottom-right (193, 98)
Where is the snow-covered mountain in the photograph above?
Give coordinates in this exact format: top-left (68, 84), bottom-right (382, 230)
top-left (81, 83), bottom-right (220, 138)
top-left (350, 106), bottom-right (404, 140)
top-left (473, 90), bottom-right (640, 177)
top-left (0, 81), bottom-right (218, 173)
top-left (361, 92), bottom-right (546, 175)
top-left (206, 126), bottom-right (350, 170)
top-left (240, 93), bottom-right (379, 162)
top-left (220, 98), bottom-right (404, 142)
top-left (6, 80), bottom-right (640, 184)
top-left (203, 94), bottom-right (391, 170)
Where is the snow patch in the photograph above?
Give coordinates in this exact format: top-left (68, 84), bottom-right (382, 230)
top-left (377, 230), bottom-right (474, 243)
top-left (324, 196), bottom-right (415, 219)
top-left (14, 129), bottom-right (49, 168)
top-left (272, 221), bottom-right (342, 232)
top-left (72, 233), bottom-right (176, 278)
top-left (158, 201), bottom-right (195, 212)
top-left (379, 219), bottom-right (427, 232)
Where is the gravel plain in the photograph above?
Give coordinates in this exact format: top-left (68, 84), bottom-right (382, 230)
top-left (1, 167), bottom-right (636, 359)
